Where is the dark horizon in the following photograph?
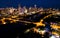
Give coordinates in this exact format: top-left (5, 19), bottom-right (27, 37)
top-left (0, 0), bottom-right (60, 8)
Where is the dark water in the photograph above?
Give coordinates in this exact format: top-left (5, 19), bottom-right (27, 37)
top-left (0, 0), bottom-right (60, 8)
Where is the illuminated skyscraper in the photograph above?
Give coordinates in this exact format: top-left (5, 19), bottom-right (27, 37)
top-left (23, 6), bottom-right (28, 13)
top-left (18, 4), bottom-right (21, 13)
top-left (34, 4), bottom-right (37, 12)
top-left (34, 4), bottom-right (37, 8)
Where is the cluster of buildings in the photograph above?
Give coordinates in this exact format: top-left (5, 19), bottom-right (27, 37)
top-left (0, 5), bottom-right (38, 16)
top-left (0, 5), bottom-right (60, 17)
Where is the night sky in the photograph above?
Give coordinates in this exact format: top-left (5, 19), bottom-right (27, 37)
top-left (0, 0), bottom-right (60, 8)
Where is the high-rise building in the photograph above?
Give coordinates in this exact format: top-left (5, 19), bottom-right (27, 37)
top-left (23, 6), bottom-right (28, 13)
top-left (34, 4), bottom-right (37, 8)
top-left (18, 4), bottom-right (22, 13)
top-left (34, 4), bottom-right (37, 12)
top-left (18, 4), bottom-right (25, 15)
